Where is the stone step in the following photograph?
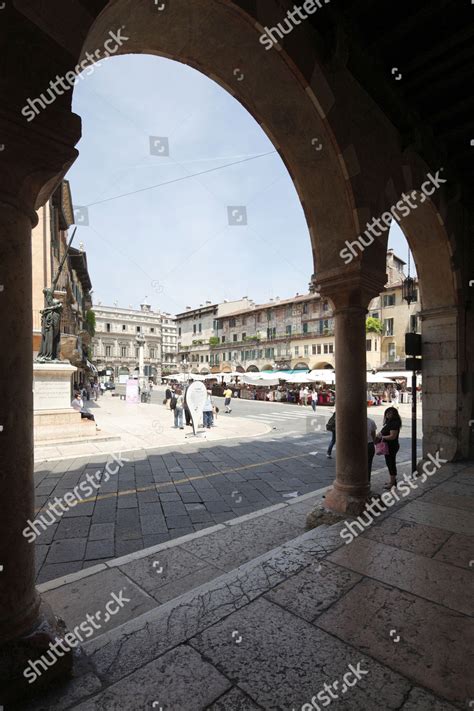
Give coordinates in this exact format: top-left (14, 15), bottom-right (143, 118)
top-left (26, 511), bottom-right (344, 710)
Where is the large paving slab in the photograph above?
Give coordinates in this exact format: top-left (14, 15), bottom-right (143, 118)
top-left (73, 645), bottom-right (231, 710)
top-left (265, 560), bottom-right (362, 621)
top-left (327, 536), bottom-right (473, 615)
top-left (316, 578), bottom-right (473, 705)
top-left (362, 516), bottom-right (451, 556)
top-left (392, 499), bottom-right (474, 535)
top-left (41, 567), bottom-right (156, 636)
top-left (433, 533), bottom-right (474, 569)
top-left (190, 597), bottom-right (412, 710)
top-left (181, 515), bottom-right (305, 571)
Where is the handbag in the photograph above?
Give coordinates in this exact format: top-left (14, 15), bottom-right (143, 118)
top-left (375, 440), bottom-right (389, 456)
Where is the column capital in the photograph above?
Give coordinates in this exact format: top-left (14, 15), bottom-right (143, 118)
top-left (0, 101), bottom-right (81, 224)
top-left (314, 265), bottom-right (387, 310)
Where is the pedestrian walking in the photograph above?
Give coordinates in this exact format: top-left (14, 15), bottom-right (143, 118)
top-left (326, 409), bottom-right (336, 458)
top-left (310, 389), bottom-right (318, 412)
top-left (367, 415), bottom-right (377, 483)
top-left (377, 406), bottom-right (402, 489)
top-left (203, 390), bottom-right (214, 429)
top-left (299, 387), bottom-right (306, 406)
top-left (223, 386), bottom-right (233, 413)
top-left (173, 388), bottom-right (185, 429)
top-left (164, 385), bottom-right (172, 409)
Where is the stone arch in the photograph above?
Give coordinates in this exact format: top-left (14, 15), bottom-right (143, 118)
top-left (293, 361), bottom-right (309, 370)
top-left (246, 365), bottom-right (259, 372)
top-left (311, 361), bottom-right (334, 370)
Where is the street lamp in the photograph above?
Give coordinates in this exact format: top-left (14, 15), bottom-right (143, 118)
top-left (402, 275), bottom-right (416, 307)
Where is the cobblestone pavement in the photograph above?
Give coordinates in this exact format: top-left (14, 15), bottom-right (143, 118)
top-left (32, 425), bottom-right (417, 584)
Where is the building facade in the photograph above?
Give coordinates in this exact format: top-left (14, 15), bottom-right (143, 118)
top-left (175, 298), bottom-right (254, 374)
top-left (92, 301), bottom-right (177, 381)
top-left (210, 251), bottom-right (419, 374)
top-left (31, 180), bottom-right (94, 382)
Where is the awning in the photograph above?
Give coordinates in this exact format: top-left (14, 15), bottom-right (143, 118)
top-left (86, 359), bottom-right (98, 375)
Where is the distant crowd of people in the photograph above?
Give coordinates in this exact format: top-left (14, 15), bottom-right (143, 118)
top-left (164, 383), bottom-right (223, 430)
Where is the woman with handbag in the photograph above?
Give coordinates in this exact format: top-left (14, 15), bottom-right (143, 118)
top-left (376, 407), bottom-right (402, 489)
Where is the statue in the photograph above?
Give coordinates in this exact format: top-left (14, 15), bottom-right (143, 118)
top-left (36, 227), bottom-right (77, 364)
top-left (36, 288), bottom-right (63, 362)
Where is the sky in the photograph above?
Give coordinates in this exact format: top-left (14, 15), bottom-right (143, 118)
top-left (68, 54), bottom-right (412, 314)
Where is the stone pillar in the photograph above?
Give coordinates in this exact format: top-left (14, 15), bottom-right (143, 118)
top-left (0, 106), bottom-right (80, 701)
top-left (308, 271), bottom-right (386, 517)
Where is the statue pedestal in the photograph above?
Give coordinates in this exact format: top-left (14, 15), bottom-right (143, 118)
top-left (33, 362), bottom-right (77, 411)
top-left (33, 362), bottom-right (96, 442)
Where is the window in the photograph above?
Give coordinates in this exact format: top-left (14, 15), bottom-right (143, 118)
top-left (317, 345), bottom-right (322, 354)
top-left (412, 289), bottom-right (418, 302)
top-left (256, 313), bottom-right (262, 323)
top-left (388, 343), bottom-right (396, 361)
top-left (221, 335), bottom-right (226, 343)
top-left (229, 352), bottom-right (232, 361)
top-left (105, 345), bottom-right (111, 357)
top-left (106, 323), bottom-right (111, 332)
top-left (366, 340), bottom-right (372, 352)
top-left (121, 346), bottom-right (127, 357)
top-left (233, 334), bottom-right (238, 342)
top-left (294, 346), bottom-right (299, 356)
top-left (286, 325), bottom-right (292, 336)
top-left (205, 355), bottom-right (209, 362)
top-left (229, 318), bottom-right (236, 327)
top-left (122, 325), bottom-right (126, 331)
top-left (150, 327), bottom-right (155, 334)
top-left (193, 324), bottom-right (196, 334)
top-left (267, 309), bottom-right (273, 322)
top-left (286, 305), bottom-right (292, 318)
top-left (312, 344), bottom-right (317, 355)
top-left (384, 318), bottom-right (394, 336)
top-left (324, 344), bottom-right (329, 354)
top-left (198, 323), bottom-right (202, 333)
top-left (303, 323), bottom-right (308, 334)
top-left (304, 345), bottom-right (309, 356)
top-left (210, 355), bottom-right (214, 366)
top-left (329, 344), bottom-right (334, 354)
top-left (242, 317), bottom-right (247, 326)
top-left (410, 314), bottom-right (418, 332)
top-left (136, 326), bottom-right (141, 333)
top-left (371, 312), bottom-right (380, 320)
top-left (375, 340), bottom-right (378, 351)
top-left (150, 348), bottom-right (155, 359)
top-left (242, 332), bottom-right (246, 340)
top-left (383, 294), bottom-right (396, 307)
top-left (223, 353), bottom-right (226, 361)
top-left (178, 327), bottom-right (182, 337)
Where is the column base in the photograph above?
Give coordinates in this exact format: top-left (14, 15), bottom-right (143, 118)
top-left (320, 480), bottom-right (370, 516)
top-left (0, 599), bottom-right (73, 704)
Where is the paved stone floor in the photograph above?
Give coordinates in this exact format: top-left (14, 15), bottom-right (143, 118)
top-left (16, 459), bottom-right (473, 710)
top-left (32, 429), bottom-right (416, 584)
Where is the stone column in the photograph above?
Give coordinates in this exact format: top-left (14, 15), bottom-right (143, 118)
top-left (308, 271), bottom-right (386, 517)
top-left (0, 106), bottom-right (80, 701)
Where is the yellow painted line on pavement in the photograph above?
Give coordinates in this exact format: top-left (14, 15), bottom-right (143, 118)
top-left (34, 452), bottom-right (315, 512)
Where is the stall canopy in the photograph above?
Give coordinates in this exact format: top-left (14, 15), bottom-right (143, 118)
top-left (241, 372), bottom-right (281, 386)
top-left (366, 373), bottom-right (394, 384)
top-left (162, 373), bottom-right (207, 383)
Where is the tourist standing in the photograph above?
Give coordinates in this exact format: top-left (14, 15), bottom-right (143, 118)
top-left (367, 415), bottom-right (377, 483)
top-left (326, 409), bottom-right (336, 458)
top-left (203, 390), bottom-right (214, 429)
top-left (377, 407), bottom-right (402, 489)
top-left (164, 385), bottom-right (172, 409)
top-left (173, 388), bottom-right (185, 429)
top-left (311, 389), bottom-right (318, 412)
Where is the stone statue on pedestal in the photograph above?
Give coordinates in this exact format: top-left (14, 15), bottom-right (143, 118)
top-left (36, 288), bottom-right (63, 362)
top-left (35, 227), bottom-right (76, 364)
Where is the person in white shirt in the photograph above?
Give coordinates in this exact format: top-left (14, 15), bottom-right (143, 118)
top-left (71, 392), bottom-right (95, 421)
top-left (367, 415), bottom-right (377, 483)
